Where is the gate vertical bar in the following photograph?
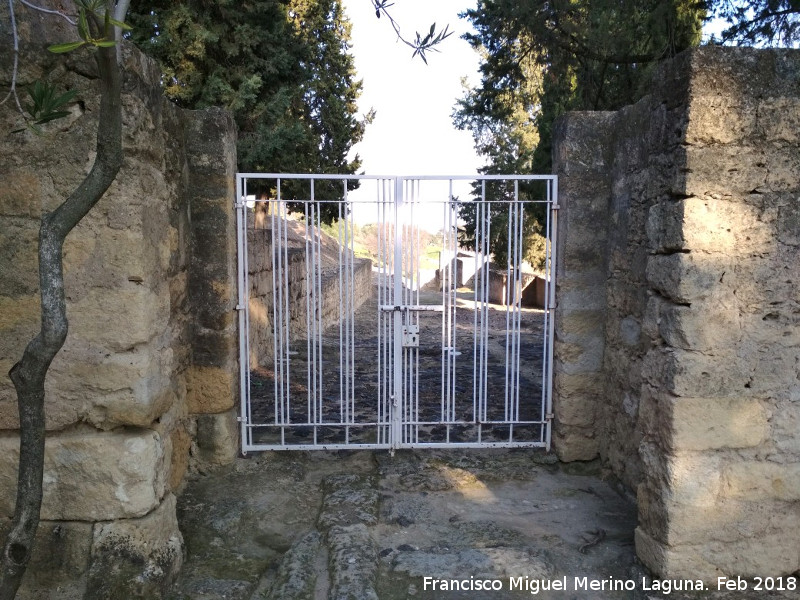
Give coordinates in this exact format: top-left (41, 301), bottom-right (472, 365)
top-left (392, 177), bottom-right (404, 449)
top-left (236, 175), bottom-right (250, 451)
top-left (545, 177), bottom-right (558, 450)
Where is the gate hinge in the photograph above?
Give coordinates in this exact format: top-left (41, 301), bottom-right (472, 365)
top-left (235, 304), bottom-right (246, 311)
top-left (237, 416), bottom-right (246, 423)
top-left (545, 412), bottom-right (554, 421)
top-left (552, 204), bottom-right (561, 210)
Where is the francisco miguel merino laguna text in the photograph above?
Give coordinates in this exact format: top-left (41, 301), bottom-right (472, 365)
top-left (422, 575), bottom-right (711, 594)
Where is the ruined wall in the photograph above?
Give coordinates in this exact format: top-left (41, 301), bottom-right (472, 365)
top-left (248, 226), bottom-right (373, 369)
top-left (0, 4), bottom-right (237, 595)
top-left (553, 46), bottom-right (800, 581)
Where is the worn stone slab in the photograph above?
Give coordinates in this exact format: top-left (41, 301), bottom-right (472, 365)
top-left (0, 429), bottom-right (167, 521)
top-left (262, 531), bottom-right (322, 600)
top-left (318, 474), bottom-right (380, 530)
top-left (328, 523), bottom-right (378, 600)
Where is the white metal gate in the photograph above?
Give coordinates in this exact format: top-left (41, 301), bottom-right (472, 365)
top-left (235, 174), bottom-right (558, 451)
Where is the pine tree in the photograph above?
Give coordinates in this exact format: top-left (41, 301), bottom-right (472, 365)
top-left (128, 0), bottom-right (367, 221)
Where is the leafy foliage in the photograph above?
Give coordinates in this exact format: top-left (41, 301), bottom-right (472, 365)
top-left (128, 0), bottom-right (368, 222)
top-left (20, 81), bottom-right (77, 128)
top-left (453, 0), bottom-right (706, 265)
top-left (48, 0), bottom-right (131, 53)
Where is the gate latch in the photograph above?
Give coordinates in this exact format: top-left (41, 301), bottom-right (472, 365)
top-left (402, 325), bottom-right (419, 348)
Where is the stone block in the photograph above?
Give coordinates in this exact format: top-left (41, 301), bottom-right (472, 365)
top-left (658, 302), bottom-right (740, 352)
top-left (773, 399), bottom-right (800, 455)
top-left (0, 294), bottom-right (40, 330)
top-left (556, 310), bottom-right (605, 337)
top-left (666, 451), bottom-right (723, 508)
top-left (668, 497), bottom-right (799, 547)
top-left (87, 493), bottom-right (183, 600)
top-left (0, 221), bottom-right (40, 297)
top-left (553, 378), bottom-right (597, 428)
top-left (554, 272), bottom-right (608, 311)
top-left (0, 429), bottom-right (167, 521)
top-left (647, 198), bottom-right (770, 255)
top-left (642, 346), bottom-right (750, 398)
top-left (552, 428), bottom-right (599, 462)
top-left (722, 461), bottom-right (800, 502)
top-left (778, 197), bottom-right (800, 246)
top-left (0, 170), bottom-right (42, 218)
top-left (758, 97), bottom-right (800, 143)
top-left (639, 523), bottom-right (800, 582)
top-left (765, 147), bottom-right (800, 192)
top-left (699, 531), bottom-right (800, 578)
top-left (646, 252), bottom-right (734, 305)
top-left (668, 397), bottom-right (769, 451)
top-left (635, 527), bottom-right (724, 582)
top-left (184, 107), bottom-right (238, 179)
top-left (195, 409), bottom-right (239, 467)
top-left (679, 146), bottom-right (770, 197)
top-left (191, 328), bottom-right (237, 368)
top-left (169, 425), bottom-right (191, 491)
top-left (552, 111), bottom-right (616, 175)
top-left (186, 365), bottom-right (236, 414)
top-left (34, 343), bottom-right (176, 430)
top-left (685, 93), bottom-right (758, 145)
top-left (554, 336), bottom-right (605, 374)
top-left (67, 286), bottom-right (168, 352)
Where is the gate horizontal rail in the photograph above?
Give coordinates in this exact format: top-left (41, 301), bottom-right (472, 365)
top-left (236, 174), bottom-right (558, 452)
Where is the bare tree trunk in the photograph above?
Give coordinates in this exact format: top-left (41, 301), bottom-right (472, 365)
top-left (0, 38), bottom-right (123, 599)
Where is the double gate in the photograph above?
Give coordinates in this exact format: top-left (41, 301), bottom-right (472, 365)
top-left (236, 174), bottom-right (558, 451)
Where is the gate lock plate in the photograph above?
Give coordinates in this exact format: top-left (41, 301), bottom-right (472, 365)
top-left (402, 325), bottom-right (419, 348)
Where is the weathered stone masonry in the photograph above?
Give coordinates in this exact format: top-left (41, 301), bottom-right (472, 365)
top-left (0, 4), bottom-right (238, 595)
top-left (553, 46), bottom-right (800, 580)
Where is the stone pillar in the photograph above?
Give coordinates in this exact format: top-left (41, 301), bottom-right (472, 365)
top-left (184, 108), bottom-right (240, 468)
top-left (551, 111), bottom-right (615, 462)
top-left (552, 46), bottom-right (800, 581)
top-left (635, 47), bottom-right (800, 581)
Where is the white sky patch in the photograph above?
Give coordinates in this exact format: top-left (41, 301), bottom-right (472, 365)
top-left (343, 0), bottom-right (483, 177)
top-left (342, 0), bottom-right (483, 225)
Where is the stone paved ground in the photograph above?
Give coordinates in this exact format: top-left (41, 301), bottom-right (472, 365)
top-left (170, 449), bottom-right (796, 600)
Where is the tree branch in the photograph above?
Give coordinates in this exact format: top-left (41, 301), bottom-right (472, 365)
top-left (0, 2), bottom-right (124, 593)
top-left (17, 0), bottom-right (76, 24)
top-left (0, 0), bottom-right (25, 114)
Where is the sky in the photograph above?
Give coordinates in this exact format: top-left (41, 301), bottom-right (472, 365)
top-left (338, 2), bottom-right (730, 225)
top-left (341, 0), bottom-right (483, 177)
top-left (341, 2), bottom-right (732, 180)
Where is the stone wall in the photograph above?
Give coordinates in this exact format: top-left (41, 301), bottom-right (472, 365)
top-left (0, 4), bottom-right (238, 595)
top-left (553, 46), bottom-right (800, 581)
top-left (247, 226), bottom-right (373, 369)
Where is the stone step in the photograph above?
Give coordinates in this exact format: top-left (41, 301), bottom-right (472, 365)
top-left (258, 531), bottom-right (323, 600)
top-left (319, 472), bottom-right (381, 600)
